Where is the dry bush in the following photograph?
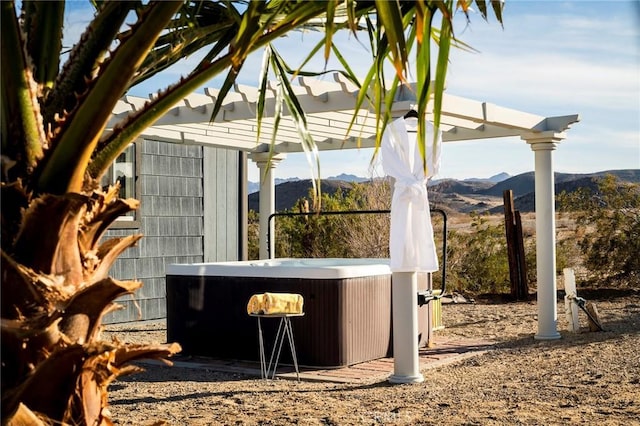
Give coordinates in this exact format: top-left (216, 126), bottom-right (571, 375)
top-left (249, 179), bottom-right (637, 296)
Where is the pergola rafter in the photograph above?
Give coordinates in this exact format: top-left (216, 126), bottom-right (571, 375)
top-left (110, 74), bottom-right (578, 151)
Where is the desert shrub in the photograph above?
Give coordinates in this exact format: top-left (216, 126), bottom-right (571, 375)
top-left (446, 212), bottom-right (511, 294)
top-left (248, 210), bottom-right (260, 259)
top-left (557, 175), bottom-right (640, 287)
top-left (524, 233), bottom-right (578, 286)
top-left (273, 180), bottom-right (393, 258)
top-left (277, 194), bottom-right (351, 258)
top-left (250, 181), bottom-right (549, 296)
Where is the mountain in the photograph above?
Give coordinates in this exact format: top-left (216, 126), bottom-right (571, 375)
top-left (248, 174), bottom-right (366, 194)
top-left (248, 181), bottom-right (260, 194)
top-left (488, 171), bottom-right (640, 213)
top-left (248, 169), bottom-right (639, 214)
top-left (248, 177), bottom-right (301, 194)
top-left (479, 169), bottom-right (640, 198)
top-left (429, 179), bottom-right (494, 195)
top-left (327, 173), bottom-right (369, 183)
top-left (488, 172), bottom-right (511, 183)
top-left (477, 172), bottom-right (536, 197)
top-left (250, 172), bottom-right (511, 193)
top-left (248, 179), bottom-right (354, 212)
top-left (463, 172), bottom-right (511, 184)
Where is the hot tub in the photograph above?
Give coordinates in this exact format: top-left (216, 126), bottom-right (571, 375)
top-left (166, 258), bottom-right (394, 367)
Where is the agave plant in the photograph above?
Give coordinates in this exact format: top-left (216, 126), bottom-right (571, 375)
top-left (1, 0), bottom-right (501, 424)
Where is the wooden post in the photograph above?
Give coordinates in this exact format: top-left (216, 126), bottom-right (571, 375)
top-left (503, 190), bottom-right (528, 300)
top-left (514, 211), bottom-right (529, 299)
top-left (503, 190), bottom-right (519, 299)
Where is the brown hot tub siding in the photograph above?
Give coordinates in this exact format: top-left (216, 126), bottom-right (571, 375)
top-left (166, 274), bottom-right (392, 367)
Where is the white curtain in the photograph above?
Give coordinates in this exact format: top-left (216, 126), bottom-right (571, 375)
top-left (381, 116), bottom-right (441, 272)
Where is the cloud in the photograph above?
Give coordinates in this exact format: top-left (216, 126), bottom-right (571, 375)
top-left (447, 51), bottom-right (639, 113)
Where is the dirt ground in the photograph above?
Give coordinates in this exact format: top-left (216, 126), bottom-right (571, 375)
top-left (104, 289), bottom-right (640, 425)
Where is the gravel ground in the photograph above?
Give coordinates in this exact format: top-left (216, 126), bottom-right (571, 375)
top-left (104, 289), bottom-right (640, 425)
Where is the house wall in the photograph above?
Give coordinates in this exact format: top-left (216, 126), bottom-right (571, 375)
top-left (103, 139), bottom-right (240, 324)
top-left (203, 147), bottom-right (241, 262)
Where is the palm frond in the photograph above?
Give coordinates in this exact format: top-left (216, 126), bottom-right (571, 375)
top-left (375, 0), bottom-right (409, 81)
top-left (270, 47), bottom-right (322, 204)
top-left (43, 1), bottom-right (136, 132)
top-left (38, 1), bottom-right (182, 194)
top-left (131, 1), bottom-right (239, 87)
top-left (22, 1), bottom-right (65, 95)
top-left (0, 1), bottom-right (46, 174)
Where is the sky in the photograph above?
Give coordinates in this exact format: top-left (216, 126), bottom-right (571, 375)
top-left (66, 1), bottom-right (640, 182)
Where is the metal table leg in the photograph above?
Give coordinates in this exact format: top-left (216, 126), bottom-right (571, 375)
top-left (256, 315), bottom-right (301, 381)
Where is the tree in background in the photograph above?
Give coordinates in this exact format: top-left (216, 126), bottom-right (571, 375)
top-left (558, 175), bottom-right (640, 287)
top-left (256, 180), bottom-right (451, 286)
top-left (446, 212), bottom-right (511, 295)
top-left (272, 180), bottom-right (393, 258)
top-left (1, 1), bottom-right (503, 423)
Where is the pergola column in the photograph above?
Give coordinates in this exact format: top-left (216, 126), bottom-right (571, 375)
top-left (249, 152), bottom-right (286, 259)
top-left (523, 131), bottom-right (566, 340)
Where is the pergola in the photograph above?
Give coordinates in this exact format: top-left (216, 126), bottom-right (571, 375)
top-left (111, 74), bottom-right (579, 341)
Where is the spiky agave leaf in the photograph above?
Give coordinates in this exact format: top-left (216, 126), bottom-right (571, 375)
top-left (2, 338), bottom-right (181, 425)
top-left (131, 0), bottom-right (239, 88)
top-left (1, 177), bottom-right (150, 420)
top-left (42, 1), bottom-right (136, 129)
top-left (269, 47), bottom-right (323, 206)
top-left (0, 269), bottom-right (175, 423)
top-left (375, 0), bottom-right (409, 82)
top-left (21, 1), bottom-right (65, 95)
top-left (338, 0), bottom-right (505, 174)
top-left (0, 268), bottom-right (144, 382)
top-left (36, 2), bottom-right (182, 195)
top-left (0, 1), bottom-right (46, 179)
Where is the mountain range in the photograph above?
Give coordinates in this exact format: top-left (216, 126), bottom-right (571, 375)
top-left (248, 169), bottom-right (639, 214)
top-left (248, 173), bottom-right (369, 194)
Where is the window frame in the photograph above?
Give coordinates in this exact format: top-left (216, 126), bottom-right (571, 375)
top-left (103, 140), bottom-right (141, 229)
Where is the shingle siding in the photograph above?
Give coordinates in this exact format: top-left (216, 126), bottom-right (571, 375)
top-left (203, 147), bottom-right (240, 262)
top-left (103, 139), bottom-right (239, 324)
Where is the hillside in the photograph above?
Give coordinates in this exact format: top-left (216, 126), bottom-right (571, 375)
top-left (480, 169), bottom-right (640, 198)
top-left (429, 179), bottom-right (494, 194)
top-left (249, 169), bottom-right (639, 214)
top-left (484, 170), bottom-right (640, 213)
top-left (248, 179), bottom-right (355, 212)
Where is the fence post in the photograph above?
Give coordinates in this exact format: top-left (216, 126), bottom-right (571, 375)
top-left (503, 190), bottom-right (528, 300)
top-left (514, 211), bottom-right (529, 299)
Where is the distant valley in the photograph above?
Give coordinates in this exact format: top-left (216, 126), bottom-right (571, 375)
top-left (248, 169), bottom-right (640, 214)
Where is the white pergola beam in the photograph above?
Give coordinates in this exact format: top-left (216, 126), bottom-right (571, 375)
top-left (443, 125), bottom-right (523, 142)
top-left (482, 102), bottom-right (546, 130)
top-left (139, 126), bottom-right (260, 151)
top-left (110, 94), bottom-right (579, 157)
top-left (111, 80), bottom-right (580, 152)
top-left (536, 114), bottom-right (580, 133)
top-left (272, 135), bottom-right (376, 153)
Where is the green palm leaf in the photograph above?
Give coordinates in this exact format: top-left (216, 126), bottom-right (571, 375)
top-left (0, 1), bottom-right (46, 172)
top-left (38, 1), bottom-right (183, 195)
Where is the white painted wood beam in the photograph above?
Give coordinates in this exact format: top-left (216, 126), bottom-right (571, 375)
top-left (535, 114), bottom-right (581, 133)
top-left (233, 83), bottom-right (260, 103)
top-left (108, 79), bottom-right (579, 156)
top-left (442, 125), bottom-right (522, 142)
top-left (140, 126), bottom-right (259, 151)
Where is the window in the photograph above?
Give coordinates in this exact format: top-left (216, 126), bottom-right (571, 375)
top-left (100, 142), bottom-right (140, 228)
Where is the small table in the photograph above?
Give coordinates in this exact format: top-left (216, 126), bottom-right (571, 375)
top-left (250, 313), bottom-right (304, 380)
